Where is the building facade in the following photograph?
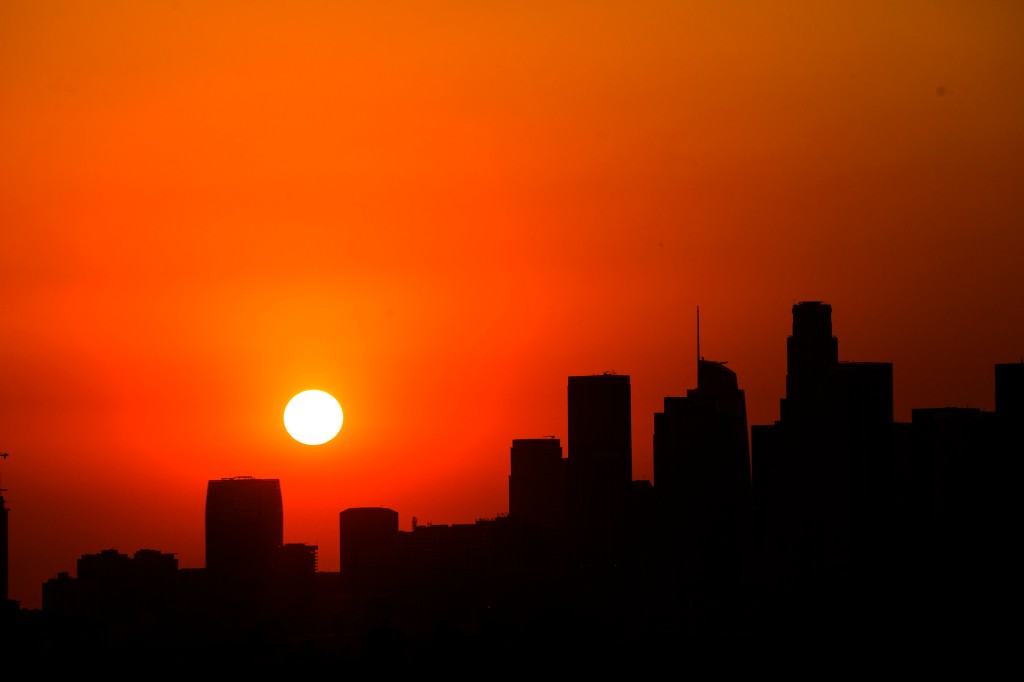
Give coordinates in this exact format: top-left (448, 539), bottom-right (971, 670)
top-left (204, 476), bottom-right (283, 581)
top-left (508, 437), bottom-right (565, 532)
top-left (654, 358), bottom-right (751, 583)
top-left (567, 372), bottom-right (633, 568)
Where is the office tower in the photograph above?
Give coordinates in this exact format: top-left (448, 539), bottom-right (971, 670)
top-left (912, 407), bottom-right (993, 531)
top-left (1, 490), bottom-right (7, 605)
top-left (995, 361), bottom-right (1024, 420)
top-left (270, 542), bottom-right (319, 609)
top-left (508, 437), bottom-right (565, 532)
top-left (993, 362), bottom-right (1022, 533)
top-left (909, 405), bottom-right (1006, 628)
top-left (76, 549), bottom-right (132, 617)
top-left (567, 372), bottom-right (632, 568)
top-left (338, 507), bottom-right (399, 586)
top-left (205, 476), bottom-right (283, 582)
top-left (910, 407), bottom-right (1000, 577)
top-left (654, 358), bottom-right (751, 581)
top-left (781, 300), bottom-right (839, 423)
top-left (568, 373), bottom-right (632, 472)
top-left (752, 302), bottom-right (894, 584)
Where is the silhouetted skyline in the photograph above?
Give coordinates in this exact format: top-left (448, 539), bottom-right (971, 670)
top-left (2, 301), bottom-right (1018, 667)
top-left (4, 2), bottom-right (1024, 623)
top-left (2, 4), bottom-right (1022, 672)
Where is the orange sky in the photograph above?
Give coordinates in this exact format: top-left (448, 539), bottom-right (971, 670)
top-left (2, 1), bottom-right (1022, 609)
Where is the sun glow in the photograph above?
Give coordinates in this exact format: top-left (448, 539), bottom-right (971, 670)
top-left (283, 390), bottom-right (343, 445)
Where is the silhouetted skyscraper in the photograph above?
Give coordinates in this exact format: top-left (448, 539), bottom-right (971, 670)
top-left (1, 490), bottom-right (8, 605)
top-left (909, 406), bottom-right (1002, 589)
top-left (205, 476), bottom-right (283, 582)
top-left (567, 372), bottom-right (632, 568)
top-left (995, 361), bottom-right (1024, 420)
top-left (992, 362), bottom-right (1022, 531)
top-left (752, 302), bottom-right (895, 586)
top-left (781, 300), bottom-right (839, 423)
top-left (568, 373), bottom-right (632, 469)
top-left (338, 507), bottom-right (398, 587)
top-left (508, 437), bottom-right (565, 532)
top-left (654, 358), bottom-right (750, 584)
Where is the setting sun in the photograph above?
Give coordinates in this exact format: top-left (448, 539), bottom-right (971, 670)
top-left (283, 390), bottom-right (344, 445)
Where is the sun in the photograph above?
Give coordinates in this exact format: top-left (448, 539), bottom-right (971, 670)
top-left (284, 390), bottom-right (344, 445)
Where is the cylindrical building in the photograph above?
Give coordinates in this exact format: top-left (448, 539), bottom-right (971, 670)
top-left (338, 507), bottom-right (399, 581)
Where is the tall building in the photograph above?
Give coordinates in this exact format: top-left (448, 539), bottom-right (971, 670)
top-left (908, 406), bottom-right (1002, 600)
top-left (338, 507), bottom-right (399, 586)
top-left (995, 361), bottom-right (1024, 420)
top-left (752, 302), bottom-right (895, 584)
top-left (1, 453), bottom-right (9, 609)
top-left (205, 476), bottom-right (283, 582)
top-left (508, 437), bottom-right (565, 532)
top-left (992, 361), bottom-right (1022, 543)
top-left (568, 373), bottom-right (632, 474)
top-left (567, 372), bottom-right (632, 568)
top-left (1, 489), bottom-right (8, 605)
top-left (653, 357), bottom-right (751, 582)
top-left (781, 300), bottom-right (839, 423)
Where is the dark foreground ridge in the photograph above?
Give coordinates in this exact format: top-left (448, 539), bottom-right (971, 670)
top-left (1, 302), bottom-right (1018, 670)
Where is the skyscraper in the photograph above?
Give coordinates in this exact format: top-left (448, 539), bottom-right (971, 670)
top-left (568, 373), bottom-right (632, 474)
top-left (1, 453), bottom-right (9, 609)
top-left (781, 300), bottom-right (839, 423)
top-left (993, 362), bottom-right (1022, 523)
top-left (653, 358), bottom-right (750, 582)
top-left (338, 506), bottom-right (399, 586)
top-left (508, 437), bottom-right (565, 532)
top-left (752, 302), bottom-right (894, 584)
top-left (205, 476), bottom-right (283, 582)
top-left (995, 361), bottom-right (1024, 420)
top-left (567, 372), bottom-right (632, 568)
top-left (1, 489), bottom-right (8, 606)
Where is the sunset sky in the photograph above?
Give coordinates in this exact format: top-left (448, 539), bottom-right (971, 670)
top-left (2, 1), bottom-right (1022, 609)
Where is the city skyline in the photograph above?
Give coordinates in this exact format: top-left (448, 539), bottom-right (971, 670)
top-left (3, 1), bottom-right (1024, 614)
top-left (4, 300), bottom-right (1016, 667)
top-left (2, 300), bottom-right (1019, 610)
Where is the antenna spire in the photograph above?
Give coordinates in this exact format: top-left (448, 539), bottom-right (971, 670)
top-left (696, 305), bottom-right (701, 366)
